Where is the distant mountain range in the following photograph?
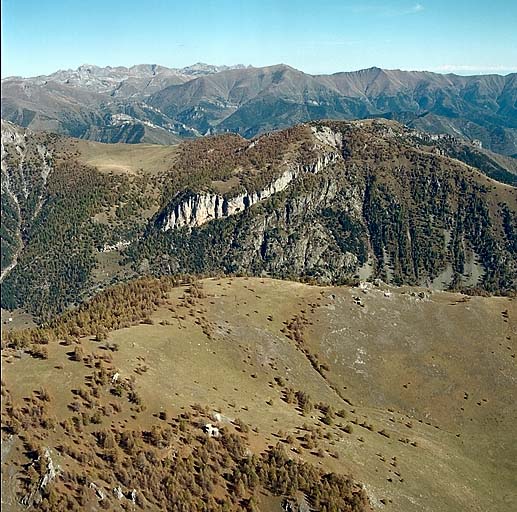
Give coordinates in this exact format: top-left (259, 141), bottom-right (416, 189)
top-left (2, 63), bottom-right (516, 155)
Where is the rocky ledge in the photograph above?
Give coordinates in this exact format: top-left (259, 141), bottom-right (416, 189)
top-left (159, 151), bottom-right (339, 231)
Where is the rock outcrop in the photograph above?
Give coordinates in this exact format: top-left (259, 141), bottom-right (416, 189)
top-left (160, 151), bottom-right (339, 231)
top-left (20, 448), bottom-right (59, 507)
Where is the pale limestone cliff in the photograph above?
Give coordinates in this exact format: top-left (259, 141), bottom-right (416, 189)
top-left (160, 151), bottom-right (339, 231)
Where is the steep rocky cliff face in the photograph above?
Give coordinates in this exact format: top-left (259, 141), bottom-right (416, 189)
top-left (158, 151), bottom-right (339, 230)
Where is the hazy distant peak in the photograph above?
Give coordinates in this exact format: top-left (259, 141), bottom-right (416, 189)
top-left (179, 62), bottom-right (250, 75)
top-left (77, 63), bottom-right (100, 71)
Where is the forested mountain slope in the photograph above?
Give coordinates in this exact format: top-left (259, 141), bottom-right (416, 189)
top-left (1, 119), bottom-right (516, 321)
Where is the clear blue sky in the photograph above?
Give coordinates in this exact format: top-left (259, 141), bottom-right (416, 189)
top-left (2, 0), bottom-right (516, 77)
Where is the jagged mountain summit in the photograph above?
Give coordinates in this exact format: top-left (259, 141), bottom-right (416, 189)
top-left (1, 118), bottom-right (515, 320)
top-left (2, 63), bottom-right (516, 155)
top-left (4, 62), bottom-right (251, 98)
top-left (0, 63), bottom-right (250, 145)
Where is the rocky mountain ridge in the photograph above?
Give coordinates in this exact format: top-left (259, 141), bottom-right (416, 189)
top-left (5, 63), bottom-right (250, 98)
top-left (2, 63), bottom-right (516, 155)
